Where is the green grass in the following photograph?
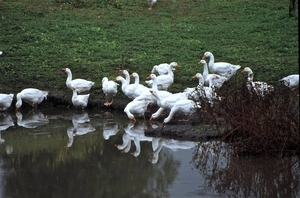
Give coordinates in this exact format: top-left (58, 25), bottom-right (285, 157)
top-left (0, 0), bottom-right (298, 101)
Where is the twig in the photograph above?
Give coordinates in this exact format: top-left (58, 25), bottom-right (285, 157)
top-left (221, 125), bottom-right (242, 141)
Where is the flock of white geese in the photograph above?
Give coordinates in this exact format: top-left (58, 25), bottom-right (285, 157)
top-left (0, 51), bottom-right (299, 124)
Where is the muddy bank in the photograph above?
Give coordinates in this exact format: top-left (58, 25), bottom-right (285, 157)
top-left (9, 94), bottom-right (224, 142)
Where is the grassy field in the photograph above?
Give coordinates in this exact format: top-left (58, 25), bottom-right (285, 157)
top-left (0, 0), bottom-right (298, 101)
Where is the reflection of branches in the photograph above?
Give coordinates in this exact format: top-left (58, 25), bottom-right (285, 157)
top-left (192, 141), bottom-right (300, 197)
top-left (192, 141), bottom-right (231, 175)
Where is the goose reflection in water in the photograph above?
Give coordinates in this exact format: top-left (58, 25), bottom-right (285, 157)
top-left (115, 120), bottom-right (159, 157)
top-left (103, 119), bottom-right (119, 140)
top-left (66, 112), bottom-right (96, 147)
top-left (0, 113), bottom-right (15, 143)
top-left (15, 110), bottom-right (49, 129)
top-left (149, 138), bottom-right (198, 164)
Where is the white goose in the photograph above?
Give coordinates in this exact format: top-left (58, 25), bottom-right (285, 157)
top-left (198, 59), bottom-right (228, 88)
top-left (134, 74), bottom-right (172, 106)
top-left (145, 65), bottom-right (175, 90)
top-left (202, 52), bottom-right (241, 80)
top-left (183, 73), bottom-right (205, 94)
top-left (149, 90), bottom-right (190, 120)
top-left (242, 67), bottom-right (274, 97)
top-left (130, 72), bottom-right (150, 94)
top-left (121, 69), bottom-right (148, 93)
top-left (62, 68), bottom-right (95, 93)
top-left (163, 99), bottom-right (201, 124)
top-left (0, 93), bottom-right (14, 111)
top-left (279, 74), bottom-right (299, 92)
top-left (71, 86), bottom-right (89, 110)
top-left (124, 100), bottom-right (150, 122)
top-left (151, 62), bottom-right (180, 76)
top-left (115, 76), bottom-right (137, 99)
top-left (16, 88), bottom-right (48, 110)
top-left (120, 69), bottom-right (131, 85)
top-left (102, 77), bottom-right (119, 106)
top-left (188, 73), bottom-right (221, 106)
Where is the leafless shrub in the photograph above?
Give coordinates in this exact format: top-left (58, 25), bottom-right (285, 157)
top-left (199, 77), bottom-right (299, 156)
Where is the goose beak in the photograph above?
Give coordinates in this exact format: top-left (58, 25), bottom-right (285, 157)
top-left (202, 55), bottom-right (206, 59)
top-left (147, 75), bottom-right (151, 79)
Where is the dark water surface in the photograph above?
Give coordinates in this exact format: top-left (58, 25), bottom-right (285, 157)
top-left (0, 107), bottom-right (299, 198)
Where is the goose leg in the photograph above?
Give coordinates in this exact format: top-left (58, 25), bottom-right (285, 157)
top-left (104, 96), bottom-right (109, 106)
top-left (108, 97), bottom-right (114, 106)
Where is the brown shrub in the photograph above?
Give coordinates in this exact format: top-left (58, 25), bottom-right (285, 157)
top-left (196, 77), bottom-right (299, 157)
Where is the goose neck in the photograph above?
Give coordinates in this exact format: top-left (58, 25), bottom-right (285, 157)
top-left (151, 78), bottom-right (158, 91)
top-left (66, 70), bottom-right (72, 82)
top-left (202, 62), bottom-right (209, 78)
top-left (207, 54), bottom-right (215, 67)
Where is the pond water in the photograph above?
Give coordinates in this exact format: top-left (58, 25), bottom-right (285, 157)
top-left (0, 107), bottom-right (299, 198)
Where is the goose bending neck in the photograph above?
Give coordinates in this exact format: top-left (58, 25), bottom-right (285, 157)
top-left (121, 70), bottom-right (130, 85)
top-left (16, 94), bottom-right (22, 108)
